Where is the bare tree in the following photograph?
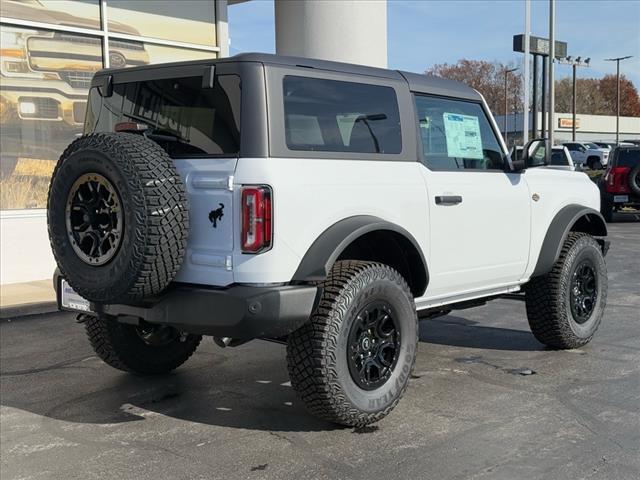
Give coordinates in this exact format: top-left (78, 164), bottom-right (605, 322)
top-left (426, 59), bottom-right (522, 116)
top-left (427, 60), bottom-right (640, 118)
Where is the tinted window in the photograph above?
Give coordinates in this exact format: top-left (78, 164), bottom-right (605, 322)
top-left (283, 76), bottom-right (402, 154)
top-left (413, 95), bottom-right (504, 170)
top-left (88, 74), bottom-right (240, 157)
top-left (616, 149), bottom-right (640, 167)
top-left (550, 150), bottom-right (568, 165)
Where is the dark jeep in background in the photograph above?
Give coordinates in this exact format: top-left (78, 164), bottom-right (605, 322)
top-left (599, 146), bottom-right (640, 221)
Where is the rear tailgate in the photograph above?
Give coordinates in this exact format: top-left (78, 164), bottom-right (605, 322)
top-left (173, 158), bottom-right (237, 286)
top-left (86, 62), bottom-right (245, 287)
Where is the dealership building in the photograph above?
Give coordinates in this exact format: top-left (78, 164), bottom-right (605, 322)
top-left (0, 0), bottom-right (387, 291)
top-left (495, 112), bottom-right (640, 145)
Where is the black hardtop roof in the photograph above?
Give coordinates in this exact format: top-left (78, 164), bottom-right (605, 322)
top-left (93, 52), bottom-right (481, 101)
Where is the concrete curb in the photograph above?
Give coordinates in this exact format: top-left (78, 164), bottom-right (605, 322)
top-left (0, 302), bottom-right (59, 320)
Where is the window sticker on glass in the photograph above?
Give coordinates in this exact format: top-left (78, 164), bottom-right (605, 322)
top-left (443, 113), bottom-right (483, 159)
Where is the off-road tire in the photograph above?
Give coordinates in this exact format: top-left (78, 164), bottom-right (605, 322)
top-left (287, 261), bottom-right (418, 427)
top-left (84, 314), bottom-right (201, 375)
top-left (629, 163), bottom-right (640, 196)
top-left (47, 133), bottom-right (188, 303)
top-left (525, 233), bottom-right (607, 349)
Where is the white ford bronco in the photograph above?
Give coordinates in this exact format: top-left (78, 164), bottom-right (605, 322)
top-left (48, 54), bottom-right (609, 426)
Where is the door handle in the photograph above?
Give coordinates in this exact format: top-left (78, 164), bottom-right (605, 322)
top-left (435, 195), bottom-right (463, 205)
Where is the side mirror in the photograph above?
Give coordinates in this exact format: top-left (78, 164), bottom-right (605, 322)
top-left (511, 138), bottom-right (548, 172)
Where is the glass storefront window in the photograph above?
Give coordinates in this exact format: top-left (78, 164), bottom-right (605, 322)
top-left (1, 25), bottom-right (103, 210)
top-left (107, 0), bottom-right (216, 46)
top-left (1, 1), bottom-right (219, 210)
top-left (1, 1), bottom-right (101, 30)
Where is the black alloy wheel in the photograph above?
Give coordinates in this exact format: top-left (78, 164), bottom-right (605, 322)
top-left (347, 301), bottom-right (401, 390)
top-left (65, 173), bottom-right (123, 266)
top-left (570, 260), bottom-right (598, 324)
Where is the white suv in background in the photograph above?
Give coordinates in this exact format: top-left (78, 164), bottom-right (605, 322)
top-left (563, 142), bottom-right (609, 169)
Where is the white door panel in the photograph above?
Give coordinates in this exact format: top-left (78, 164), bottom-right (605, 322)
top-left (422, 168), bottom-right (531, 297)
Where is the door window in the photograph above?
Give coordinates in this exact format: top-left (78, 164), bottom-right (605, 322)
top-left (414, 95), bottom-right (505, 171)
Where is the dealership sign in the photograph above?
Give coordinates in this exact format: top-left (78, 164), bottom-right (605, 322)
top-left (558, 118), bottom-right (580, 129)
top-left (513, 34), bottom-right (568, 58)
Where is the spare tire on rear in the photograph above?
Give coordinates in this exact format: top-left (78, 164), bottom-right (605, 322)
top-left (47, 133), bottom-right (188, 304)
top-left (629, 163), bottom-right (640, 196)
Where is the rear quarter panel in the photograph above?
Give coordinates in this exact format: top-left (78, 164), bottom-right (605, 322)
top-left (232, 157), bottom-right (428, 284)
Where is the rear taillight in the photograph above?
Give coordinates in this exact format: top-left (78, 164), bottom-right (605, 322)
top-left (605, 166), bottom-right (631, 193)
top-left (241, 185), bottom-right (272, 253)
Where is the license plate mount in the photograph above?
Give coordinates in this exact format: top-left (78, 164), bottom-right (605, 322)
top-left (59, 279), bottom-right (92, 313)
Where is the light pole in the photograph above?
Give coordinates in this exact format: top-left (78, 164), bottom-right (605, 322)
top-left (605, 55), bottom-right (633, 144)
top-left (504, 67), bottom-right (518, 145)
top-left (548, 0), bottom-right (555, 150)
top-left (557, 56), bottom-right (590, 141)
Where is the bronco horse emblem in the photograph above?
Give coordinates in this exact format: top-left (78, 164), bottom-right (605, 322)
top-left (208, 203), bottom-right (224, 228)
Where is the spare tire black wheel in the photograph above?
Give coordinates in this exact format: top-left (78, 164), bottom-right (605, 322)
top-left (629, 163), bottom-right (640, 196)
top-left (47, 133), bottom-right (188, 304)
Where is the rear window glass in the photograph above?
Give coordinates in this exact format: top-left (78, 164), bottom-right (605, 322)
top-left (282, 76), bottom-right (402, 154)
top-left (616, 149), bottom-right (640, 167)
top-left (88, 74), bottom-right (241, 157)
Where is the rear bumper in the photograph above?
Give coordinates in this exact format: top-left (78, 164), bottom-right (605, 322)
top-left (54, 271), bottom-right (321, 339)
top-left (602, 191), bottom-right (640, 207)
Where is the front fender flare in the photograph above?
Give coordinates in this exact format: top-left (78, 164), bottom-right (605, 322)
top-left (532, 204), bottom-right (607, 277)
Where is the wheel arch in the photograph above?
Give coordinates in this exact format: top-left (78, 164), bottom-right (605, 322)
top-left (532, 204), bottom-right (608, 277)
top-left (291, 215), bottom-right (429, 297)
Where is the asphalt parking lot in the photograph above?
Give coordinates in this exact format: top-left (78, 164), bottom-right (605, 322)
top-left (1, 218), bottom-right (639, 480)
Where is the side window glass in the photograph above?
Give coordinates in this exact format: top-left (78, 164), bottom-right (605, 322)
top-left (283, 76), bottom-right (402, 154)
top-left (413, 94), bottom-right (505, 171)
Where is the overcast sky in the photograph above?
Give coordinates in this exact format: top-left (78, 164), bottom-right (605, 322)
top-left (228, 0), bottom-right (640, 88)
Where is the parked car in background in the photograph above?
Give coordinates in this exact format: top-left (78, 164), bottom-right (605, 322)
top-left (549, 146), bottom-right (576, 170)
top-left (622, 139), bottom-right (640, 146)
top-left (511, 145), bottom-right (575, 171)
top-left (599, 146), bottom-right (640, 221)
top-left (593, 141), bottom-right (635, 150)
top-left (563, 142), bottom-right (609, 169)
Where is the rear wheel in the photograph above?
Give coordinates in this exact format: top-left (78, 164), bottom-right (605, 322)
top-left (525, 233), bottom-right (607, 349)
top-left (287, 261), bottom-right (418, 426)
top-left (84, 314), bottom-right (201, 375)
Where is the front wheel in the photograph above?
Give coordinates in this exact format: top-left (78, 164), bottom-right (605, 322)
top-left (287, 261), bottom-right (418, 427)
top-left (587, 157), bottom-right (602, 170)
top-left (525, 233), bottom-right (607, 349)
top-left (85, 314), bottom-right (202, 375)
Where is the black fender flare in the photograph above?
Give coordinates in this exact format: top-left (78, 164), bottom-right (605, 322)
top-left (532, 204), bottom-right (607, 277)
top-left (292, 215), bottom-right (429, 295)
